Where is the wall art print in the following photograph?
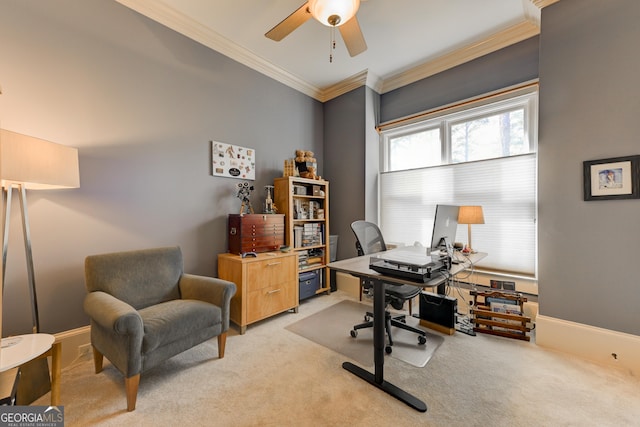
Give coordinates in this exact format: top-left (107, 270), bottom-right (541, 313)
top-left (211, 140), bottom-right (255, 180)
top-left (583, 155), bottom-right (640, 201)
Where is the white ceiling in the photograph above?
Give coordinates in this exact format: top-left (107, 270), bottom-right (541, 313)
top-left (116, 0), bottom-right (545, 101)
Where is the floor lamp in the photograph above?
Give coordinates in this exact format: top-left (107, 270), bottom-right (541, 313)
top-left (457, 205), bottom-right (484, 254)
top-left (1, 129), bottom-right (79, 333)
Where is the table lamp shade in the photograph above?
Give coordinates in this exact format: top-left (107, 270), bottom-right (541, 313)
top-left (0, 129), bottom-right (79, 189)
top-left (458, 205), bottom-right (484, 253)
top-left (457, 205), bottom-right (485, 225)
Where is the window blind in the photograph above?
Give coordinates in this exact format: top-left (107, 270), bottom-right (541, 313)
top-left (379, 153), bottom-right (536, 275)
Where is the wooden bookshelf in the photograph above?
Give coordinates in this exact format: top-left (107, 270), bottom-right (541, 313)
top-left (274, 176), bottom-right (330, 298)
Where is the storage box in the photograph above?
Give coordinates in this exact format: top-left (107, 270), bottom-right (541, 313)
top-left (299, 270), bottom-right (319, 300)
top-left (228, 214), bottom-right (285, 255)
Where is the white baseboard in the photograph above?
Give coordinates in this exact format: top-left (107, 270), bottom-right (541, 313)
top-left (536, 315), bottom-right (640, 376)
top-left (54, 325), bottom-right (91, 369)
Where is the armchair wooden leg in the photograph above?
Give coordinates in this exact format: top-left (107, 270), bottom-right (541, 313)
top-left (92, 347), bottom-right (104, 374)
top-left (218, 332), bottom-right (227, 359)
top-left (125, 374), bottom-right (140, 412)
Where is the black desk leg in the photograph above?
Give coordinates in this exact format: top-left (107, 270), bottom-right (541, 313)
top-left (342, 277), bottom-right (427, 413)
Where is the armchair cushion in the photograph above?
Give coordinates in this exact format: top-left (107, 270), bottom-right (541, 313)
top-left (139, 299), bottom-right (221, 353)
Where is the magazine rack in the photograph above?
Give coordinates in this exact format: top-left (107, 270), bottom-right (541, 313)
top-left (470, 290), bottom-right (531, 341)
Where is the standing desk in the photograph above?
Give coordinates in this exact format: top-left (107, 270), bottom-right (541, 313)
top-left (328, 246), bottom-right (486, 412)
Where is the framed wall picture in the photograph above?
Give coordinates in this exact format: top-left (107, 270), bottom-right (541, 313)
top-left (583, 155), bottom-right (640, 201)
top-left (211, 141), bottom-right (256, 180)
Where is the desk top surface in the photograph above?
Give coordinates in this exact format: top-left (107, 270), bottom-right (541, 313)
top-left (0, 333), bottom-right (55, 371)
top-left (328, 246), bottom-right (487, 286)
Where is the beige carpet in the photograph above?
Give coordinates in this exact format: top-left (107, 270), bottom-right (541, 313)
top-left (33, 291), bottom-right (640, 426)
top-left (285, 300), bottom-right (444, 367)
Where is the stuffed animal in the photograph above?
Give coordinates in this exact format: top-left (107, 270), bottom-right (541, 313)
top-left (295, 150), bottom-right (319, 179)
top-left (299, 166), bottom-right (318, 180)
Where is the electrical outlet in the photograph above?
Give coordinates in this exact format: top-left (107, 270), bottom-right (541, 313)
top-left (78, 343), bottom-right (92, 359)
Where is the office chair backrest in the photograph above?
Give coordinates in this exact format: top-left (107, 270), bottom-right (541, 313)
top-left (350, 221), bottom-right (387, 256)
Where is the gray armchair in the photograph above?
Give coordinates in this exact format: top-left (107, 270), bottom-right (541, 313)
top-left (83, 246), bottom-right (236, 411)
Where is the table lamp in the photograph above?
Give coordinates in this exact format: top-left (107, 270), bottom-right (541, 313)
top-left (1, 129), bottom-right (80, 333)
top-left (457, 205), bottom-right (484, 253)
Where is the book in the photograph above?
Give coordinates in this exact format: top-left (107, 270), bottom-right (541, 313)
top-left (490, 301), bottom-right (523, 333)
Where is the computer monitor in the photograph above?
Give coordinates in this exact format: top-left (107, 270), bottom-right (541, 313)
top-left (430, 205), bottom-right (459, 251)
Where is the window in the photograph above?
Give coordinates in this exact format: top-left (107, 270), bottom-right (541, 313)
top-left (380, 86), bottom-right (538, 276)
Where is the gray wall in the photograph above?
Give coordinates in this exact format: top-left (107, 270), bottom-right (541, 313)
top-left (324, 38), bottom-right (539, 262)
top-left (4, 0), bottom-right (636, 339)
top-left (380, 37), bottom-right (540, 123)
top-left (323, 85), bottom-right (380, 262)
top-left (538, 0), bottom-right (640, 335)
top-left (323, 86), bottom-right (368, 261)
top-left (0, 0), bottom-right (322, 335)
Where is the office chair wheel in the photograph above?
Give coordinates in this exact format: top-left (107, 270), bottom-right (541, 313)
top-left (364, 315), bottom-right (371, 322)
top-left (350, 329), bottom-right (358, 338)
top-left (385, 345), bottom-right (392, 354)
top-left (418, 336), bottom-right (427, 345)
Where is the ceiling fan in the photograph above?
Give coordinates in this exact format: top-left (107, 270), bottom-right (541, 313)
top-left (265, 0), bottom-right (368, 59)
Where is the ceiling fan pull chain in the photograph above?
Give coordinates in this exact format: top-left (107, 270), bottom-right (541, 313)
top-left (329, 25), bottom-right (336, 63)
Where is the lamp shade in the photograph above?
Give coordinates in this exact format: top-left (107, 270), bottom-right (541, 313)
top-left (458, 206), bottom-right (485, 225)
top-left (0, 129), bottom-right (79, 190)
top-left (308, 0), bottom-right (360, 26)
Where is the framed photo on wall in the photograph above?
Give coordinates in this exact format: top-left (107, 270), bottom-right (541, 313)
top-left (583, 155), bottom-right (640, 201)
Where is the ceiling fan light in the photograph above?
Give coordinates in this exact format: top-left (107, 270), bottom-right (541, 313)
top-left (308, 0), bottom-right (360, 27)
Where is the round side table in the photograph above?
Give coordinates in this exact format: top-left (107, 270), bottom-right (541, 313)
top-left (0, 334), bottom-right (61, 405)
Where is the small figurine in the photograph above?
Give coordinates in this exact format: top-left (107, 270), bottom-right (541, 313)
top-left (264, 185), bottom-right (276, 214)
top-left (236, 181), bottom-right (254, 215)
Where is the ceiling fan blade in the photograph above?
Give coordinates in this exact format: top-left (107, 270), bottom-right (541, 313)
top-left (339, 16), bottom-right (367, 57)
top-left (265, 2), bottom-right (312, 41)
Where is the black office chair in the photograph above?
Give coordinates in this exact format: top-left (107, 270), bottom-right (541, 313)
top-left (349, 220), bottom-right (427, 354)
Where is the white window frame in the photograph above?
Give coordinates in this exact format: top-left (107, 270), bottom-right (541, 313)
top-left (379, 84), bottom-right (538, 279)
top-left (383, 89), bottom-right (538, 172)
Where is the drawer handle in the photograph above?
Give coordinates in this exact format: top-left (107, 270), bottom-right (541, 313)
top-left (267, 289), bottom-right (282, 295)
top-left (266, 262), bottom-right (282, 266)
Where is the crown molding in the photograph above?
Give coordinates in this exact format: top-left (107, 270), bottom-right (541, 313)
top-left (380, 20), bottom-right (540, 94)
top-left (523, 0), bottom-right (541, 27)
top-left (116, 0), bottom-right (542, 102)
top-left (531, 0), bottom-right (561, 8)
top-left (317, 69), bottom-right (383, 102)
